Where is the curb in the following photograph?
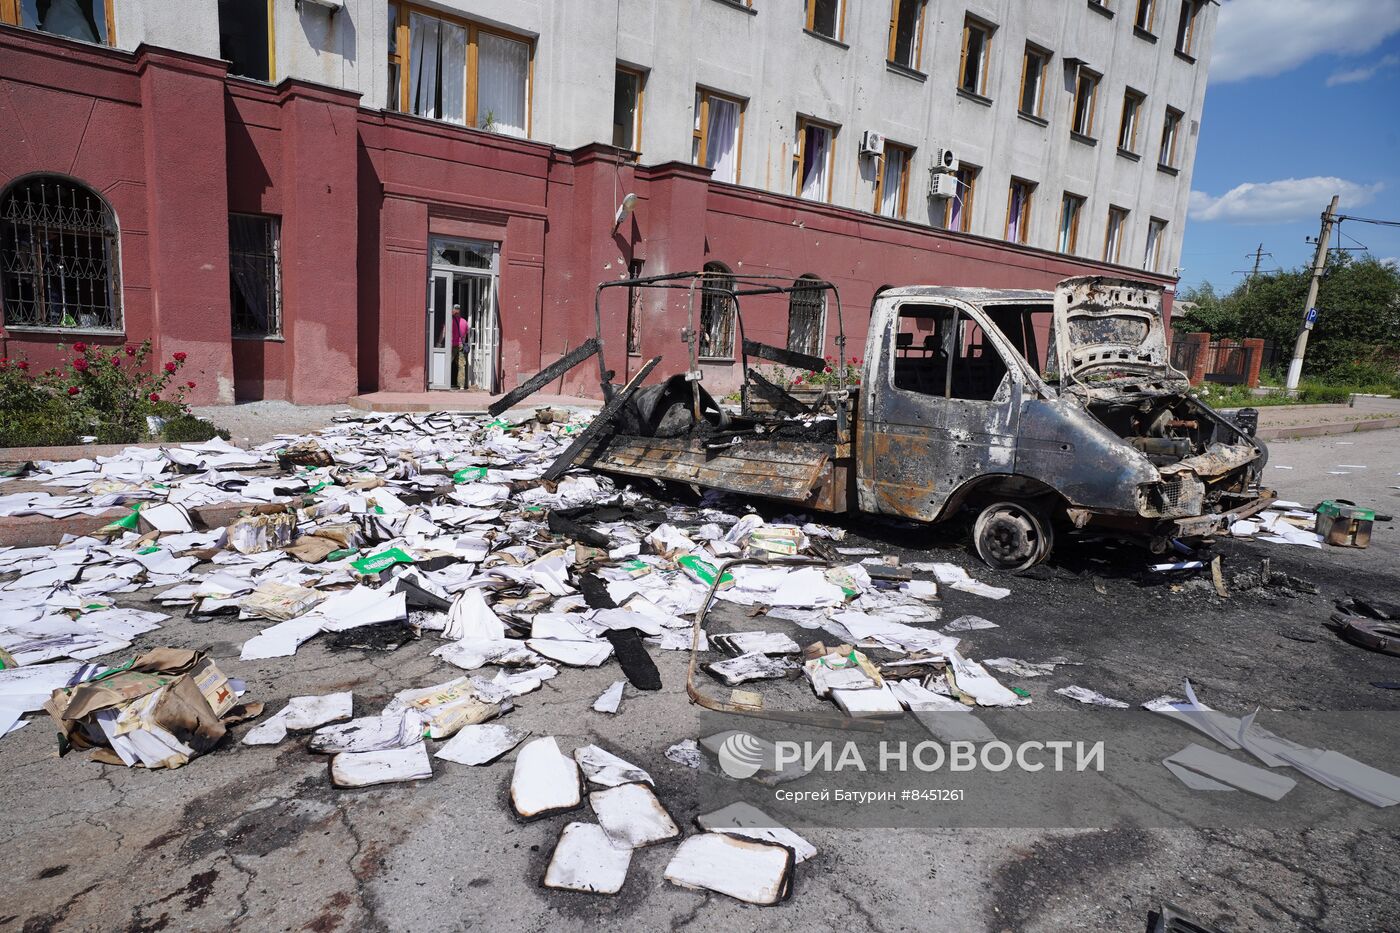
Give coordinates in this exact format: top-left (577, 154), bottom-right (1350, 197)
top-left (0, 501), bottom-right (258, 549)
top-left (1, 441), bottom-right (169, 462)
top-left (1257, 417), bottom-right (1400, 441)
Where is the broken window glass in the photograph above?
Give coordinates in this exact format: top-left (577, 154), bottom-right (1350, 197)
top-left (21, 0), bottom-right (107, 45)
top-left (218, 0), bottom-right (272, 81)
top-left (808, 0), bottom-right (841, 39)
top-left (613, 68), bottom-right (642, 150)
top-left (890, 0), bottom-right (925, 68)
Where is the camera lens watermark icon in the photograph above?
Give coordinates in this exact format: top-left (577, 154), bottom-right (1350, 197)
top-left (716, 732), bottom-right (767, 779)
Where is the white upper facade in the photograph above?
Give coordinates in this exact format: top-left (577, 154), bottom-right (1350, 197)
top-left (16, 0), bottom-right (1216, 277)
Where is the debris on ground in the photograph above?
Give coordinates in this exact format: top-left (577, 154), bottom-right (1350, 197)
top-left (0, 399), bottom-right (1384, 909)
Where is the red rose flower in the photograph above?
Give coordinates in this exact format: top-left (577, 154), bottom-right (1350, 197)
top-left (73, 342), bottom-right (87, 353)
top-left (186, 381), bottom-right (196, 389)
top-left (16, 361), bottom-right (27, 370)
top-left (72, 357), bottom-right (89, 372)
top-left (125, 344), bottom-right (136, 356)
top-left (164, 362), bottom-right (176, 373)
top-left (68, 386), bottom-right (80, 395)
top-left (149, 393), bottom-right (160, 402)
top-left (173, 352), bottom-right (187, 362)
top-left (111, 356), bottom-right (121, 367)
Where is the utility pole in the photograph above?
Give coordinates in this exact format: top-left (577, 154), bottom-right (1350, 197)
top-left (1285, 195), bottom-right (1340, 392)
top-left (1245, 243), bottom-right (1269, 294)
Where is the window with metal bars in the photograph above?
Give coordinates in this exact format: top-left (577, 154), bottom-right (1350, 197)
top-left (699, 263), bottom-right (736, 359)
top-left (0, 175), bottom-right (121, 332)
top-left (229, 213), bottom-right (282, 337)
top-left (787, 275), bottom-right (826, 356)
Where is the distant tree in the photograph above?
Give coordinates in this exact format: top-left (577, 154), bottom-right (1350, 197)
top-left (1175, 253), bottom-right (1400, 383)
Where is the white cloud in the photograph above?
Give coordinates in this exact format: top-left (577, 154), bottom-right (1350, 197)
top-left (1211, 0), bottom-right (1400, 83)
top-left (1189, 177), bottom-right (1384, 224)
top-left (1327, 52), bottom-right (1400, 85)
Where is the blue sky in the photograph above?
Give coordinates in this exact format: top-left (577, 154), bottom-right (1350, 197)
top-left (1182, 0), bottom-right (1400, 293)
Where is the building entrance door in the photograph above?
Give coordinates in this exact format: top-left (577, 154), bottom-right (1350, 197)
top-left (426, 237), bottom-right (500, 391)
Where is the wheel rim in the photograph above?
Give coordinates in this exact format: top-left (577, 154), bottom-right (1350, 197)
top-left (974, 502), bottom-right (1048, 571)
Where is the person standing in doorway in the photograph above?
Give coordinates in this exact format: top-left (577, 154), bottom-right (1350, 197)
top-left (451, 304), bottom-right (469, 389)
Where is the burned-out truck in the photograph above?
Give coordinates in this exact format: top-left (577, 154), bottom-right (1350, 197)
top-left (535, 272), bottom-right (1272, 570)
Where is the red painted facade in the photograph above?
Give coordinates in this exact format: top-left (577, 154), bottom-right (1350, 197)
top-left (1, 26), bottom-right (1176, 405)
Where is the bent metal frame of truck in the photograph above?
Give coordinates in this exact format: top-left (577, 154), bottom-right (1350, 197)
top-left (512, 269), bottom-right (1274, 572)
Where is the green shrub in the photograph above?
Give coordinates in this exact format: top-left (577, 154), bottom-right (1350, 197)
top-left (0, 340), bottom-right (201, 448)
top-left (0, 398), bottom-right (83, 448)
top-left (161, 414), bottom-right (230, 443)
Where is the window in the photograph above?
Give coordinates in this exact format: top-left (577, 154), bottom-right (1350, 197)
top-left (613, 66), bottom-right (645, 152)
top-left (3, 0), bottom-right (112, 45)
top-left (1005, 178), bottom-right (1035, 245)
top-left (0, 176), bottom-right (121, 332)
top-left (1144, 218), bottom-right (1167, 272)
top-left (1159, 107), bottom-right (1183, 167)
top-left (229, 214), bottom-right (281, 337)
top-left (1058, 193), bottom-right (1085, 254)
top-left (805, 0), bottom-right (844, 40)
top-left (1175, 0), bottom-right (1203, 56)
top-left (944, 163), bottom-right (979, 233)
top-left (626, 259), bottom-right (644, 355)
top-left (387, 5), bottom-right (531, 137)
top-left (888, 0), bottom-right (928, 69)
top-left (875, 142), bottom-right (913, 219)
top-left (893, 306), bottom-right (1008, 402)
top-left (1104, 206), bottom-right (1129, 263)
top-left (959, 17), bottom-right (994, 96)
top-left (693, 88), bottom-right (744, 184)
top-left (796, 117), bottom-right (837, 202)
top-left (1019, 44), bottom-right (1050, 117)
top-left (787, 276), bottom-right (826, 357)
top-left (1118, 89), bottom-right (1145, 153)
top-left (218, 0), bottom-right (273, 81)
top-left (1134, 0), bottom-right (1157, 33)
top-left (1071, 68), bottom-right (1100, 139)
top-left (699, 263), bottom-right (736, 359)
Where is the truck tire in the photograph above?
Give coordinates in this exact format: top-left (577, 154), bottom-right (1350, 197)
top-left (972, 500), bottom-right (1054, 571)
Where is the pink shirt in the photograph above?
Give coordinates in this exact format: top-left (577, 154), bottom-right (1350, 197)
top-left (453, 316), bottom-right (469, 347)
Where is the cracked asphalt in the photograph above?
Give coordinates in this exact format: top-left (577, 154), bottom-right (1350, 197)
top-left (2, 430), bottom-right (1399, 933)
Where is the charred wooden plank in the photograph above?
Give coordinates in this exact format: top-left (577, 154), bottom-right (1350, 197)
top-left (742, 339), bottom-right (826, 373)
top-left (746, 369), bottom-right (811, 416)
top-left (542, 356), bottom-right (661, 482)
top-left (487, 337), bottom-right (600, 416)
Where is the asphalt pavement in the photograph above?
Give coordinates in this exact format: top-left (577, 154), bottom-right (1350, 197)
top-left (3, 429), bottom-right (1399, 933)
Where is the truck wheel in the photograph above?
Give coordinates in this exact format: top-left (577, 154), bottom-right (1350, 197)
top-left (972, 500), bottom-right (1054, 571)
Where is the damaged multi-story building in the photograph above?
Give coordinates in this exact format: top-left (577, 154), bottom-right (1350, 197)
top-left (0, 0), bottom-right (1215, 404)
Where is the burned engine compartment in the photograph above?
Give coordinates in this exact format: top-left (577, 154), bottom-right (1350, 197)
top-left (1078, 382), bottom-right (1265, 520)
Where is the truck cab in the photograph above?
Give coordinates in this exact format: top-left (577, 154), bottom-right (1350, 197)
top-left (858, 276), bottom-right (1271, 569)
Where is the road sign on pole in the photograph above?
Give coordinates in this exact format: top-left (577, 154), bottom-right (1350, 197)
top-left (1304, 307), bottom-right (1318, 330)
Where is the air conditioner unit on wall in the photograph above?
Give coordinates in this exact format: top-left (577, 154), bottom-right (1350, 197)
top-left (928, 170), bottom-right (959, 199)
top-left (933, 148), bottom-right (959, 174)
top-left (860, 131), bottom-right (887, 157)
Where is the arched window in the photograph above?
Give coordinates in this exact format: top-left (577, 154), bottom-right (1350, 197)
top-left (699, 262), bottom-right (735, 359)
top-left (0, 176), bottom-right (121, 332)
top-left (787, 275), bottom-right (825, 356)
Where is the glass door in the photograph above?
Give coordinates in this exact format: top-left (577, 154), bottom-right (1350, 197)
top-left (427, 270), bottom-right (453, 389)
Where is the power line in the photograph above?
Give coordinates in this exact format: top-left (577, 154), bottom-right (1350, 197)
top-left (1335, 214), bottom-right (1400, 227)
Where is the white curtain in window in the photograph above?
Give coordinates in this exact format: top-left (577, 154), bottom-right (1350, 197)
top-left (879, 148), bottom-right (907, 218)
top-left (409, 13), bottom-right (438, 118)
top-left (440, 22), bottom-right (467, 125)
top-left (706, 97), bottom-right (740, 184)
top-left (478, 33), bottom-right (529, 137)
top-left (1008, 186), bottom-right (1026, 242)
top-left (800, 125), bottom-right (830, 201)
